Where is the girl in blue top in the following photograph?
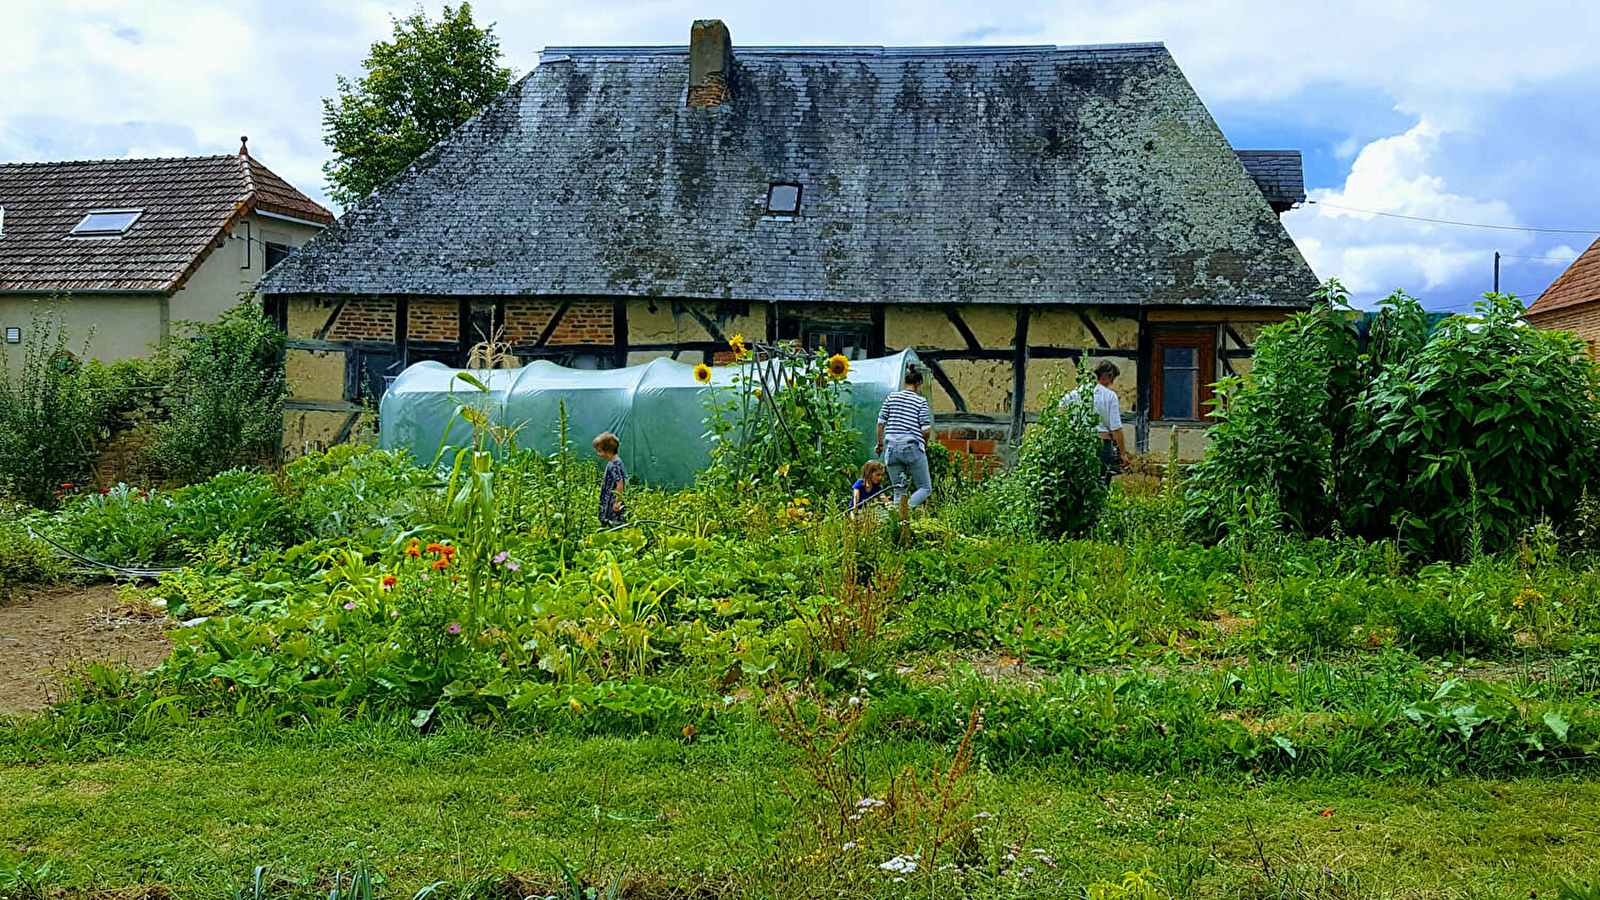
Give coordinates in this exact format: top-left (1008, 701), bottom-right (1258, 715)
top-left (850, 460), bottom-right (889, 514)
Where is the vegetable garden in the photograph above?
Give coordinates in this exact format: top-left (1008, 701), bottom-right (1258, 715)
top-left (4, 288), bottom-right (1600, 899)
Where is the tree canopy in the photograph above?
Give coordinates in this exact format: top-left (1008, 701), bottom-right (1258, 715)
top-left (322, 3), bottom-right (513, 208)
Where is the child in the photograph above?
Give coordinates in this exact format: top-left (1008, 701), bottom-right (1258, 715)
top-left (850, 460), bottom-right (889, 514)
top-left (594, 432), bottom-right (626, 526)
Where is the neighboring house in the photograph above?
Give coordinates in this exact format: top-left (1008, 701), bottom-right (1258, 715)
top-left (261, 20), bottom-right (1317, 459)
top-left (0, 140), bottom-right (333, 368)
top-left (1526, 236), bottom-right (1600, 361)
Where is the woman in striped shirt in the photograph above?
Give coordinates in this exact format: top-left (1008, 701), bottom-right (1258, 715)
top-left (875, 365), bottom-right (934, 509)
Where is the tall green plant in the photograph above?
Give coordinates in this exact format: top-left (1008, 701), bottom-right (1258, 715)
top-left (1182, 281), bottom-right (1362, 539)
top-left (0, 302), bottom-right (135, 506)
top-left (1342, 293), bottom-right (1600, 558)
top-left (146, 301), bottom-right (286, 484)
top-left (992, 363), bottom-right (1107, 539)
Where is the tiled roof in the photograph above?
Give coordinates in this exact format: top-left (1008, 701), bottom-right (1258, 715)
top-left (1527, 236), bottom-right (1600, 318)
top-left (1235, 150), bottom-right (1306, 210)
top-left (0, 154), bottom-right (331, 294)
top-left (264, 42), bottom-right (1316, 307)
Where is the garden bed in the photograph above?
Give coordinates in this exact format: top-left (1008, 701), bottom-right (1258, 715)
top-left (0, 583), bottom-right (170, 715)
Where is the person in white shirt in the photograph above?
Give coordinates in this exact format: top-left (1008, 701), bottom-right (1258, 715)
top-left (1061, 361), bottom-right (1129, 485)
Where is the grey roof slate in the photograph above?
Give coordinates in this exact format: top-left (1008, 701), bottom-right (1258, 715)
top-left (263, 42), bottom-right (1317, 307)
top-left (1235, 150), bottom-right (1306, 209)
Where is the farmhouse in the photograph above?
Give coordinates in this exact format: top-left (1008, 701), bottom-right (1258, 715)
top-left (261, 20), bottom-right (1317, 459)
top-left (0, 140), bottom-right (332, 367)
top-left (1527, 236), bottom-right (1600, 360)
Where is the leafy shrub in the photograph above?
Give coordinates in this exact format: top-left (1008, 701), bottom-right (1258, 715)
top-left (1186, 283), bottom-right (1600, 559)
top-left (0, 302), bottom-right (148, 507)
top-left (146, 301), bottom-right (287, 484)
top-left (54, 485), bottom-right (178, 566)
top-left (991, 369), bottom-right (1106, 539)
top-left (1342, 294), bottom-right (1600, 559)
top-left (1183, 283), bottom-right (1360, 540)
top-left (283, 444), bottom-right (434, 540)
top-left (0, 515), bottom-right (67, 599)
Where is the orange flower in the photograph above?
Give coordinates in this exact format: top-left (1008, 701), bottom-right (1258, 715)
top-left (405, 541), bottom-right (421, 558)
top-left (431, 557), bottom-right (450, 570)
top-left (425, 542), bottom-right (446, 555)
top-left (442, 545), bottom-right (457, 558)
top-left (381, 575), bottom-right (398, 589)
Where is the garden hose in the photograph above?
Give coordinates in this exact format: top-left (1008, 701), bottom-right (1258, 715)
top-left (23, 524), bottom-right (179, 579)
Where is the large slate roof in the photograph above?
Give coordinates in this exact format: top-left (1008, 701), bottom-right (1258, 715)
top-left (0, 152), bottom-right (332, 294)
top-left (264, 42), bottom-right (1317, 307)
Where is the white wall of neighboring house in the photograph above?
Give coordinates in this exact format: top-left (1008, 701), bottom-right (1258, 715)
top-left (168, 212), bottom-right (325, 327)
top-left (0, 211), bottom-right (324, 370)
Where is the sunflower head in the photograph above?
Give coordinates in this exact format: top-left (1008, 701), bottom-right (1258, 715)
top-left (827, 354), bottom-right (850, 379)
top-left (729, 333), bottom-right (747, 358)
top-left (694, 363), bottom-right (713, 384)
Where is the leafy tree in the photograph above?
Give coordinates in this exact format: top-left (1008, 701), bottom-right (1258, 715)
top-left (322, 4), bottom-right (513, 207)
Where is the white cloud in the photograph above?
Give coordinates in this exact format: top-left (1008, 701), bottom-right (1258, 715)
top-left (1282, 120), bottom-right (1545, 304)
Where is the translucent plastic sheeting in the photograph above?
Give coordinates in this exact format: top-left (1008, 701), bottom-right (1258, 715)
top-left (379, 349), bottom-right (921, 487)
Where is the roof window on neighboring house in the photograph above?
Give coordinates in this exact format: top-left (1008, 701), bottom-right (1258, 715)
top-left (766, 183), bottom-right (801, 215)
top-left (69, 208), bottom-right (143, 237)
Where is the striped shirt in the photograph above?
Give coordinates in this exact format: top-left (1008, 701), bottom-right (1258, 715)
top-left (878, 389), bottom-right (933, 448)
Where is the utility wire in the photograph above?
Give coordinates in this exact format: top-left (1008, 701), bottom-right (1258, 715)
top-left (1305, 200), bottom-right (1600, 235)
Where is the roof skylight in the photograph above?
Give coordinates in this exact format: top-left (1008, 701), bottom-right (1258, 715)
top-left (766, 183), bottom-right (801, 215)
top-left (70, 208), bottom-right (143, 237)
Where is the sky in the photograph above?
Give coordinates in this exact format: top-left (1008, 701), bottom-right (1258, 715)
top-left (4, 0), bottom-right (1598, 311)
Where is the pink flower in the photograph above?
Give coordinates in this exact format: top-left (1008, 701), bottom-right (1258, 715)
top-left (447, 622), bottom-right (461, 635)
top-left (390, 610), bottom-right (399, 617)
top-left (343, 602), bottom-right (357, 610)
top-left (505, 561), bottom-right (521, 572)
top-left (492, 551), bottom-right (509, 565)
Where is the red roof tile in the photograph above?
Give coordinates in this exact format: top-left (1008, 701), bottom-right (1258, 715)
top-left (1528, 235), bottom-right (1600, 318)
top-left (0, 153), bottom-right (331, 294)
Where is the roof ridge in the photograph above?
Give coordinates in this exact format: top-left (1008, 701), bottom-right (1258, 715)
top-left (0, 154), bottom-right (239, 169)
top-left (539, 40), bottom-right (1165, 60)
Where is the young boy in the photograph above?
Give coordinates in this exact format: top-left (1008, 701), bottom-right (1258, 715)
top-left (850, 460), bottom-right (889, 515)
top-left (593, 432), bottom-right (626, 526)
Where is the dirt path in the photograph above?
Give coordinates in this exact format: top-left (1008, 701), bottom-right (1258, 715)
top-left (0, 583), bottom-right (172, 715)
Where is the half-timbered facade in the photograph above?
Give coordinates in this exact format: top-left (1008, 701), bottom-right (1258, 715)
top-left (262, 20), bottom-right (1317, 460)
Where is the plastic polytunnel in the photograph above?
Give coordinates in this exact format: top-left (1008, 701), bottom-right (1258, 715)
top-left (379, 349), bottom-right (921, 488)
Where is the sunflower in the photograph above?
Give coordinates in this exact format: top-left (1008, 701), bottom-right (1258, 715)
top-left (827, 354), bottom-right (850, 379)
top-left (729, 333), bottom-right (747, 357)
top-left (694, 363), bottom-right (713, 384)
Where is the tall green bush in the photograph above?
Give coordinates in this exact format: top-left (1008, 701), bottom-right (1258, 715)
top-left (147, 301), bottom-right (287, 484)
top-left (992, 366), bottom-right (1106, 539)
top-left (1185, 282), bottom-right (1600, 559)
top-left (1342, 294), bottom-right (1600, 558)
top-left (0, 302), bottom-right (141, 507)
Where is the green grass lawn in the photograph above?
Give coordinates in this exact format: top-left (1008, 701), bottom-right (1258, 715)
top-left (3, 718), bottom-right (1599, 899)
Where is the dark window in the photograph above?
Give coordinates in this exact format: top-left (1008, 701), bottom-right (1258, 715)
top-left (777, 317), bottom-right (802, 341)
top-left (805, 324), bottom-right (874, 360)
top-left (1150, 328), bottom-right (1217, 421)
top-left (350, 350), bottom-right (402, 403)
top-left (265, 242), bottom-right (293, 270)
top-left (766, 183), bottom-right (802, 215)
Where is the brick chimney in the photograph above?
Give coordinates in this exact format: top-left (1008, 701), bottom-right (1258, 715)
top-left (688, 19), bottom-right (731, 107)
